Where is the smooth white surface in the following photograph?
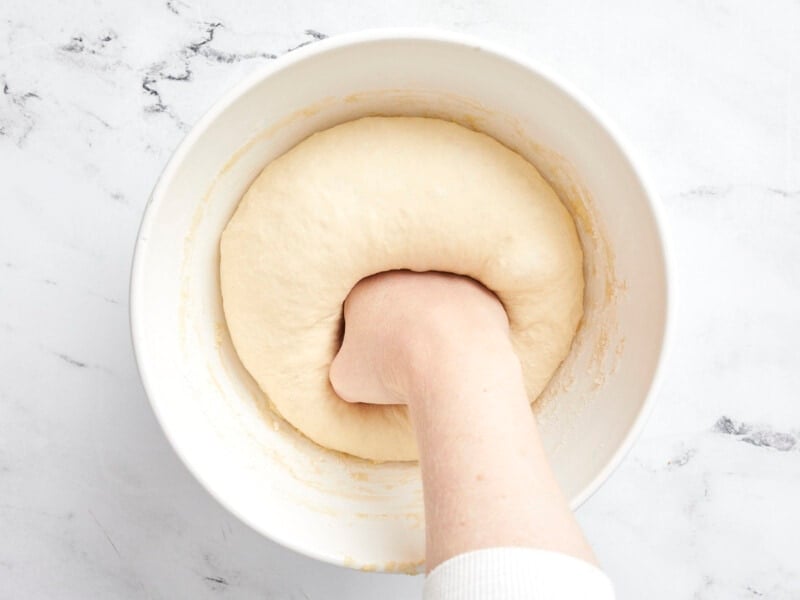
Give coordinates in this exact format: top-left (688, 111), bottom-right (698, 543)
top-left (131, 31), bottom-right (668, 569)
top-left (1, 1), bottom-right (798, 598)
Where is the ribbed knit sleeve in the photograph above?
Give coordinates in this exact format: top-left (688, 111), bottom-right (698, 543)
top-left (424, 548), bottom-right (615, 600)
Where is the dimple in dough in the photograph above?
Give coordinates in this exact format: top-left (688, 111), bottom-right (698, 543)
top-left (220, 117), bottom-right (584, 462)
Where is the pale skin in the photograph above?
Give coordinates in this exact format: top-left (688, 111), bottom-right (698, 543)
top-left (330, 271), bottom-right (596, 572)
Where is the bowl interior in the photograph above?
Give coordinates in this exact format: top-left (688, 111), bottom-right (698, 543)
top-left (132, 33), bottom-right (668, 571)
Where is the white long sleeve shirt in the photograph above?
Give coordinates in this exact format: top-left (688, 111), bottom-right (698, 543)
top-left (424, 548), bottom-right (615, 599)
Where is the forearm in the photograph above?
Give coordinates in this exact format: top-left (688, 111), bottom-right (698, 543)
top-left (328, 270), bottom-right (597, 573)
top-left (408, 338), bottom-right (596, 571)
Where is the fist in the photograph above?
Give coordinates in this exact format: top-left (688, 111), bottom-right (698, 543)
top-left (329, 270), bottom-right (512, 405)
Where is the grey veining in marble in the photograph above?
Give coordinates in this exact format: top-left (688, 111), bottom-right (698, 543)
top-left (1, 0), bottom-right (799, 598)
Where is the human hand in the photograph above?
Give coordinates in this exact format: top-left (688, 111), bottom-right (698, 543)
top-left (330, 270), bottom-right (515, 406)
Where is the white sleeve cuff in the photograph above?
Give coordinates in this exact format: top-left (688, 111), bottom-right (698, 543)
top-left (424, 547), bottom-right (615, 600)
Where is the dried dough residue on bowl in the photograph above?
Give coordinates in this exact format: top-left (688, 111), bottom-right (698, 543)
top-left (176, 90), bottom-right (623, 514)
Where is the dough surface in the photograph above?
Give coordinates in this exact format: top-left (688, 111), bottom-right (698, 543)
top-left (220, 117), bottom-right (583, 461)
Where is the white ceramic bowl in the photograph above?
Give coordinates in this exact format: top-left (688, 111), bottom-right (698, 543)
top-left (130, 29), bottom-right (671, 573)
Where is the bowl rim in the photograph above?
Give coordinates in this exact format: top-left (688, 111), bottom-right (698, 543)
top-left (129, 27), bottom-right (674, 570)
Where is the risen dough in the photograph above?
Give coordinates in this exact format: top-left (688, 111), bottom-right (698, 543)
top-left (220, 117), bottom-right (583, 461)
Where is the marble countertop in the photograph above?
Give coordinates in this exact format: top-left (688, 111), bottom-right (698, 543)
top-left (2, 1), bottom-right (798, 597)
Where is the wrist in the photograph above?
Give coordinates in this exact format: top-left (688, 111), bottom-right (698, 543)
top-left (402, 330), bottom-right (524, 413)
